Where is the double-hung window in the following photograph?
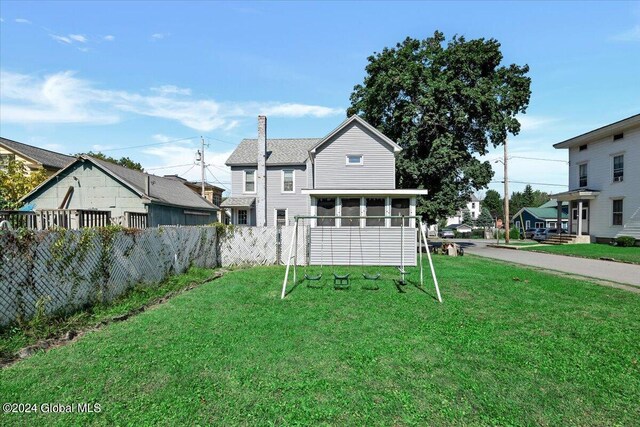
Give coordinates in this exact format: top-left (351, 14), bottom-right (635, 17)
top-left (613, 155), bottom-right (624, 182)
top-left (282, 170), bottom-right (294, 193)
top-left (244, 170), bottom-right (255, 193)
top-left (578, 163), bottom-right (588, 188)
top-left (612, 199), bottom-right (623, 226)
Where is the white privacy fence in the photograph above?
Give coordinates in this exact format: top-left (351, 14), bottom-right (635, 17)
top-left (0, 225), bottom-right (304, 326)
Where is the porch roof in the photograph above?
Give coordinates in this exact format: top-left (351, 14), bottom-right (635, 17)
top-left (220, 197), bottom-right (256, 208)
top-left (301, 189), bottom-right (428, 196)
top-left (550, 189), bottom-right (600, 202)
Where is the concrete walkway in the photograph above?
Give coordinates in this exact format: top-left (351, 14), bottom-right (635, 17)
top-left (463, 244), bottom-right (640, 288)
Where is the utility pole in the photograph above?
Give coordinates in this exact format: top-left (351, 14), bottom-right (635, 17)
top-left (200, 136), bottom-right (205, 198)
top-left (503, 137), bottom-right (510, 244)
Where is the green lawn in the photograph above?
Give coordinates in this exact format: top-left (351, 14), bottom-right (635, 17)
top-left (521, 243), bottom-right (640, 264)
top-left (1, 257), bottom-right (639, 426)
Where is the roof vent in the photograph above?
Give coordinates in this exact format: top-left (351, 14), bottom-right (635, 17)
top-left (579, 144), bottom-right (587, 151)
top-left (613, 133), bottom-right (624, 141)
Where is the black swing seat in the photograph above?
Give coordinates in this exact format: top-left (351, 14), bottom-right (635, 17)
top-left (362, 273), bottom-right (381, 280)
top-left (333, 273), bottom-right (351, 289)
top-left (304, 273), bottom-right (323, 281)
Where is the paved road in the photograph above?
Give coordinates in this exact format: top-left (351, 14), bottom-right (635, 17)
top-left (449, 239), bottom-right (640, 287)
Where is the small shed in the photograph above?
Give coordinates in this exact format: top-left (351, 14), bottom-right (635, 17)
top-left (21, 155), bottom-right (218, 227)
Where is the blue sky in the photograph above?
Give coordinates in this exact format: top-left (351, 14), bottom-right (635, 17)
top-left (1, 1), bottom-right (639, 196)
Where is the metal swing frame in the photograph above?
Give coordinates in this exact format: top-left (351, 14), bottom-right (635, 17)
top-left (281, 215), bottom-right (442, 302)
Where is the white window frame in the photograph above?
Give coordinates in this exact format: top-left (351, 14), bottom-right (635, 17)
top-left (578, 162), bottom-right (588, 188)
top-left (535, 222), bottom-right (544, 228)
top-left (281, 169), bottom-right (295, 193)
top-left (612, 198), bottom-right (624, 227)
top-left (274, 208), bottom-right (288, 226)
top-left (525, 220), bottom-right (530, 229)
top-left (237, 209), bottom-right (248, 225)
top-left (345, 154), bottom-right (364, 166)
top-left (611, 153), bottom-right (624, 183)
top-left (243, 170), bottom-right (256, 194)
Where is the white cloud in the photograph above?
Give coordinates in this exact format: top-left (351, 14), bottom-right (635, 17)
top-left (152, 134), bottom-right (173, 143)
top-left (50, 34), bottom-right (72, 44)
top-left (151, 33), bottom-right (166, 40)
top-left (0, 70), bottom-right (343, 131)
top-left (103, 35), bottom-right (115, 41)
top-left (151, 85), bottom-right (192, 96)
top-left (15, 18), bottom-right (31, 24)
top-left (610, 24), bottom-right (640, 42)
top-left (78, 47), bottom-right (90, 53)
top-left (516, 115), bottom-right (557, 133)
top-left (69, 34), bottom-right (87, 43)
top-left (0, 18), bottom-right (4, 23)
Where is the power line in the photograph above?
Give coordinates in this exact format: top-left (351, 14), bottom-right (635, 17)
top-left (490, 180), bottom-right (567, 188)
top-left (510, 156), bottom-right (568, 163)
top-left (146, 163), bottom-right (194, 171)
top-left (206, 166), bottom-right (230, 191)
top-left (205, 136), bottom-right (237, 147)
top-left (99, 136), bottom-right (199, 152)
top-left (179, 164), bottom-right (197, 177)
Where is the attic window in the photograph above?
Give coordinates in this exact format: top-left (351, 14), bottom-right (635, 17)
top-left (613, 133), bottom-right (624, 141)
top-left (579, 145), bottom-right (587, 151)
top-left (346, 155), bottom-right (363, 165)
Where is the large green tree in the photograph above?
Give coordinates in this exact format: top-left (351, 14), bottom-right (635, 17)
top-left (510, 185), bottom-right (550, 214)
top-left (482, 189), bottom-right (503, 219)
top-left (75, 151), bottom-right (144, 171)
top-left (476, 207), bottom-right (495, 228)
top-left (348, 32), bottom-right (531, 222)
top-left (0, 160), bottom-right (49, 209)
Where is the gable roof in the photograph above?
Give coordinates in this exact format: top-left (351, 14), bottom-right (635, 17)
top-left (553, 113), bottom-right (640, 149)
top-left (23, 156), bottom-right (218, 211)
top-left (537, 199), bottom-right (568, 209)
top-left (309, 115), bottom-right (402, 154)
top-left (226, 138), bottom-right (319, 166)
top-left (512, 207), bottom-right (568, 221)
top-left (0, 137), bottom-right (75, 170)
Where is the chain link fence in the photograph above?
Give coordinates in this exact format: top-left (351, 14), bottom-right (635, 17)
top-left (0, 226), bottom-right (218, 326)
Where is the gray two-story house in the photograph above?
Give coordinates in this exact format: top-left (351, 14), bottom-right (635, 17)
top-left (221, 115), bottom-right (428, 229)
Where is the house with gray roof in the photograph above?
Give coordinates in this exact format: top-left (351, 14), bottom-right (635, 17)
top-left (21, 155), bottom-right (219, 227)
top-left (0, 137), bottom-right (74, 175)
top-left (222, 115), bottom-right (428, 228)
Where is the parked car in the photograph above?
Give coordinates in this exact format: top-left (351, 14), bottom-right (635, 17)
top-left (532, 228), bottom-right (568, 241)
top-left (522, 228), bottom-right (538, 239)
top-left (439, 229), bottom-right (455, 238)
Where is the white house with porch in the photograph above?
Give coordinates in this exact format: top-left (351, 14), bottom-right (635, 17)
top-left (221, 115), bottom-right (428, 265)
top-left (551, 113), bottom-right (640, 243)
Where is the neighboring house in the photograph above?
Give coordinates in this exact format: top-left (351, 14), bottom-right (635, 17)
top-left (512, 199), bottom-right (569, 231)
top-left (445, 194), bottom-right (482, 227)
top-left (0, 137), bottom-right (74, 176)
top-left (552, 113), bottom-right (640, 242)
top-left (448, 223), bottom-right (473, 234)
top-left (221, 115), bottom-right (428, 228)
top-left (22, 155), bottom-right (218, 227)
top-left (164, 175), bottom-right (225, 221)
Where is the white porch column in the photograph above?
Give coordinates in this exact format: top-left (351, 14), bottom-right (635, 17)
top-left (577, 200), bottom-right (583, 235)
top-left (385, 197), bottom-right (391, 228)
top-left (336, 197), bottom-right (341, 228)
top-left (310, 197), bottom-right (317, 227)
top-left (556, 200), bottom-right (562, 234)
top-left (409, 197), bottom-right (417, 228)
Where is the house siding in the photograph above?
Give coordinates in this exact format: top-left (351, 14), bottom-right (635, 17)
top-left (231, 166), bottom-right (257, 196)
top-left (314, 121), bottom-right (396, 189)
top-left (568, 124), bottom-right (640, 238)
top-left (23, 162), bottom-right (147, 223)
top-left (147, 204), bottom-right (216, 227)
top-left (265, 165), bottom-right (309, 226)
top-left (308, 227), bottom-right (416, 266)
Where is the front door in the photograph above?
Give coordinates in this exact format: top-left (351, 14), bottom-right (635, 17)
top-left (571, 206), bottom-right (589, 235)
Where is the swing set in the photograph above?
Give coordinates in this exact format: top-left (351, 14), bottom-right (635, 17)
top-left (280, 215), bottom-right (442, 302)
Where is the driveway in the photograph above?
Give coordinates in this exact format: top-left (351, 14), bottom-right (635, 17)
top-left (452, 240), bottom-right (640, 288)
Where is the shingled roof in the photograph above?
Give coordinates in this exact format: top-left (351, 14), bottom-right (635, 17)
top-left (22, 156), bottom-right (219, 211)
top-left (225, 138), bottom-right (319, 166)
top-left (0, 137), bottom-right (74, 170)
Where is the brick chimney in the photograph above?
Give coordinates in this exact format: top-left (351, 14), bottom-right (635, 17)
top-left (256, 115), bottom-right (267, 226)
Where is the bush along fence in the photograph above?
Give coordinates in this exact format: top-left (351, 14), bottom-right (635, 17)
top-left (0, 225), bottom-right (302, 327)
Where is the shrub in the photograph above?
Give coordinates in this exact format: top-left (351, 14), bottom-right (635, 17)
top-left (509, 227), bottom-right (521, 240)
top-left (616, 236), bottom-right (636, 247)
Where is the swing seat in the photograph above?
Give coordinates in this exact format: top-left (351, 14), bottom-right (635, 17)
top-left (362, 273), bottom-right (381, 280)
top-left (304, 273), bottom-right (323, 281)
top-left (333, 273), bottom-right (350, 289)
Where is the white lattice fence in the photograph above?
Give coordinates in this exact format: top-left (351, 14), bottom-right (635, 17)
top-left (218, 226), bottom-right (280, 266)
top-left (0, 227), bottom-right (218, 326)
